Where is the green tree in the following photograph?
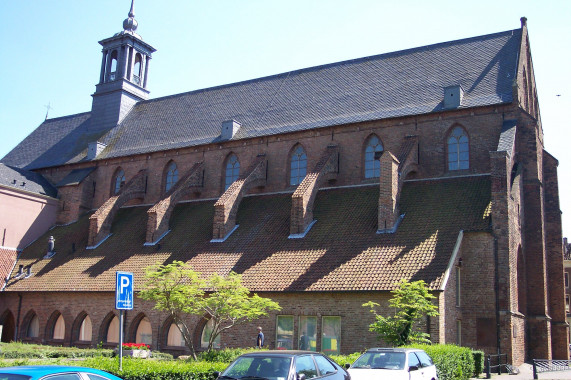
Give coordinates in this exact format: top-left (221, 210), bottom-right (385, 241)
top-left (140, 261), bottom-right (281, 357)
top-left (140, 261), bottom-right (205, 359)
top-left (363, 279), bottom-right (439, 346)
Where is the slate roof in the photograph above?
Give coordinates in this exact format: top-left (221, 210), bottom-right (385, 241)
top-left (0, 163), bottom-right (57, 198)
top-left (2, 28), bottom-right (522, 170)
top-left (4, 176), bottom-right (491, 293)
top-left (56, 167), bottom-right (97, 187)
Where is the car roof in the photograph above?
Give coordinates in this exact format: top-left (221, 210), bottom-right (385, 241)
top-left (364, 347), bottom-right (422, 353)
top-left (0, 366), bottom-right (121, 379)
top-left (240, 350), bottom-right (321, 357)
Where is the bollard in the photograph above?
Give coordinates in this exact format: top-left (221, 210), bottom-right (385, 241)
top-left (486, 356), bottom-right (491, 379)
top-left (532, 360), bottom-right (538, 380)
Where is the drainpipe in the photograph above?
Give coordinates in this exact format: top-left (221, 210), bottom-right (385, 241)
top-left (15, 293), bottom-right (22, 341)
top-left (494, 236), bottom-right (501, 355)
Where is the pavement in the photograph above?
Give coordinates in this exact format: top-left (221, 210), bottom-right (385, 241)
top-left (472, 363), bottom-right (571, 379)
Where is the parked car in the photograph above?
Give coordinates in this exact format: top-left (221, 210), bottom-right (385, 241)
top-left (216, 350), bottom-right (350, 380)
top-left (0, 366), bottom-right (123, 380)
top-left (347, 348), bottom-right (437, 380)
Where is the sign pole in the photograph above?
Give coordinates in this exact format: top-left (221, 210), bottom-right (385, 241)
top-left (115, 271), bottom-right (134, 372)
top-left (119, 309), bottom-right (124, 371)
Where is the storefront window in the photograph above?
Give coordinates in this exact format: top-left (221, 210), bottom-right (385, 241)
top-left (321, 316), bottom-right (341, 355)
top-left (276, 315), bottom-right (294, 350)
top-left (298, 316), bottom-right (317, 351)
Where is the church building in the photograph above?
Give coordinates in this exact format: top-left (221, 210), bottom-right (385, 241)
top-left (0, 2), bottom-right (567, 365)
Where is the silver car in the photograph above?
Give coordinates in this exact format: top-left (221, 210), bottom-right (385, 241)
top-left (347, 348), bottom-right (437, 380)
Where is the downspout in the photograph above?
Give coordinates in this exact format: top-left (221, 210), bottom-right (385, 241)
top-left (494, 236), bottom-right (501, 355)
top-left (15, 293), bottom-right (22, 341)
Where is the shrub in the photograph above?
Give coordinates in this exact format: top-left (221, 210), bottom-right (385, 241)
top-left (472, 350), bottom-right (484, 377)
top-left (197, 348), bottom-right (258, 363)
top-left (0, 342), bottom-right (114, 359)
top-left (328, 352), bottom-right (362, 367)
top-left (407, 344), bottom-right (474, 380)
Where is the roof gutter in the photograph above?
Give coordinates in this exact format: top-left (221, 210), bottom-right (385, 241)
top-left (440, 230), bottom-right (464, 291)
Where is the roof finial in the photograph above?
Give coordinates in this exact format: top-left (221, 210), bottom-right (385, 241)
top-left (123, 0), bottom-right (138, 33)
top-left (520, 17), bottom-right (527, 28)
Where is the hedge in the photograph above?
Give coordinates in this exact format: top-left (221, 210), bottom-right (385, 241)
top-left (0, 342), bottom-right (115, 359)
top-left (408, 344), bottom-right (474, 380)
top-left (471, 350), bottom-right (484, 377)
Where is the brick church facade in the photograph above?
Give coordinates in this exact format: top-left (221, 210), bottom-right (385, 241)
top-left (0, 3), bottom-right (567, 365)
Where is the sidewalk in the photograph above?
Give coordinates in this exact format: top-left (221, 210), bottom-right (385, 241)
top-left (473, 363), bottom-right (571, 380)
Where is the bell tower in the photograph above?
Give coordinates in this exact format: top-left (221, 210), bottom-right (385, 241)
top-left (90, 0), bottom-right (156, 132)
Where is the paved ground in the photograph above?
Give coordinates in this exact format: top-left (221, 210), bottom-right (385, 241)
top-left (472, 363), bottom-right (571, 379)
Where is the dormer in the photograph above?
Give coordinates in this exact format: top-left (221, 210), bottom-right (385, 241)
top-left (443, 85), bottom-right (464, 109)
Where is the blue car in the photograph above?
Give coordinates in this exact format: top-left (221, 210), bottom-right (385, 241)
top-left (0, 366), bottom-right (123, 380)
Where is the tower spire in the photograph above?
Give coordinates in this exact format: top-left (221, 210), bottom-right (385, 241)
top-left (123, 0), bottom-right (138, 33)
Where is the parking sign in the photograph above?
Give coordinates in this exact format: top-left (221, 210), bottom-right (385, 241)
top-left (115, 271), bottom-right (134, 310)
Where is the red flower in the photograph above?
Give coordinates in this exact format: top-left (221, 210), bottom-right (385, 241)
top-left (122, 342), bottom-right (150, 350)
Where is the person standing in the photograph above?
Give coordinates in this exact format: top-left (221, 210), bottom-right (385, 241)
top-left (256, 326), bottom-right (264, 348)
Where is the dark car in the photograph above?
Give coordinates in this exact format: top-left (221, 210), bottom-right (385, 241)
top-left (0, 366), bottom-right (123, 380)
top-left (217, 350), bottom-right (350, 380)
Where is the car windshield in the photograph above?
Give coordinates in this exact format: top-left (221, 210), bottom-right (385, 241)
top-left (0, 375), bottom-right (32, 380)
top-left (223, 357), bottom-right (292, 380)
top-left (352, 352), bottom-right (406, 370)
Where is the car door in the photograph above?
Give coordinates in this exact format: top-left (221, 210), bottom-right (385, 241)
top-left (415, 350), bottom-right (437, 380)
top-left (295, 355), bottom-right (319, 380)
top-left (407, 352), bottom-right (425, 380)
top-left (313, 354), bottom-right (344, 380)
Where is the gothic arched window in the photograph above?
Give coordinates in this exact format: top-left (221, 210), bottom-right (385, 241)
top-left (79, 315), bottom-right (92, 342)
top-left (106, 316), bottom-right (119, 344)
top-left (165, 162), bottom-right (178, 192)
top-left (447, 126), bottom-right (469, 170)
top-left (364, 135), bottom-right (384, 178)
top-left (290, 145), bottom-right (307, 186)
top-left (114, 169), bottom-right (125, 194)
top-left (200, 319), bottom-right (221, 349)
top-left (166, 322), bottom-right (185, 347)
top-left (26, 314), bottom-right (39, 338)
top-left (135, 317), bottom-right (152, 345)
top-left (225, 154), bottom-right (240, 190)
top-left (53, 314), bottom-right (65, 340)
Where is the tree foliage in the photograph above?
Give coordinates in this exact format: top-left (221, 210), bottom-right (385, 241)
top-left (139, 261), bottom-right (281, 357)
top-left (363, 279), bottom-right (439, 346)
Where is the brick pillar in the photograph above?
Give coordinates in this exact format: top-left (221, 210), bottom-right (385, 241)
top-left (87, 170), bottom-right (146, 248)
top-left (543, 152), bottom-right (569, 359)
top-left (377, 151), bottom-right (400, 232)
top-left (212, 155), bottom-right (266, 241)
top-left (146, 162), bottom-right (204, 244)
top-left (290, 145), bottom-right (338, 236)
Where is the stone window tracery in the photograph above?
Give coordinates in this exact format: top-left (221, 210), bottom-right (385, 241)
top-left (290, 145), bottom-right (307, 186)
top-left (225, 154), bottom-right (240, 190)
top-left (447, 126), bottom-right (469, 171)
top-left (364, 135), bottom-right (383, 178)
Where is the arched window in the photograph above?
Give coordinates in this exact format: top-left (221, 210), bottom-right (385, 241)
top-left (136, 317), bottom-right (152, 345)
top-left (27, 314), bottom-right (39, 338)
top-left (106, 316), bottom-right (119, 344)
top-left (165, 162), bottom-right (178, 192)
top-left (290, 145), bottom-right (307, 186)
top-left (200, 319), bottom-right (220, 349)
top-left (79, 315), bottom-right (92, 342)
top-left (114, 169), bottom-right (126, 194)
top-left (53, 314), bottom-right (65, 340)
top-left (166, 323), bottom-right (185, 347)
top-left (447, 126), bottom-right (469, 170)
top-left (133, 54), bottom-right (142, 85)
top-left (109, 50), bottom-right (118, 81)
top-left (225, 154), bottom-right (240, 190)
top-left (364, 135), bottom-right (383, 178)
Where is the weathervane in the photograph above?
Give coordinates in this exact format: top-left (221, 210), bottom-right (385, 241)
top-left (44, 102), bottom-right (53, 120)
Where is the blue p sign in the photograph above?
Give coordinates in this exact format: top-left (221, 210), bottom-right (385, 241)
top-left (115, 271), bottom-right (134, 310)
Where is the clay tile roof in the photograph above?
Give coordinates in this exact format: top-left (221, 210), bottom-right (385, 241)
top-left (3, 29), bottom-right (521, 170)
top-left (4, 176), bottom-right (491, 293)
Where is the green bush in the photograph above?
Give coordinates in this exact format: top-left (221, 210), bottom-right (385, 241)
top-left (472, 350), bottom-right (484, 377)
top-left (0, 342), bottom-right (114, 359)
top-left (328, 352), bottom-right (362, 367)
top-left (197, 348), bottom-right (258, 363)
top-left (81, 357), bottom-right (227, 380)
top-left (408, 344), bottom-right (474, 380)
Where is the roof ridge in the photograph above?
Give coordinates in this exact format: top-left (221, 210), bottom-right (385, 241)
top-left (43, 111), bottom-right (91, 123)
top-left (134, 28), bottom-right (520, 107)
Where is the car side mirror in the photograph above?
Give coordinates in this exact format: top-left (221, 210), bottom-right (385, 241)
top-left (297, 374), bottom-right (306, 380)
top-left (409, 365), bottom-right (419, 372)
top-left (344, 364), bottom-right (350, 369)
top-left (213, 372), bottom-right (221, 378)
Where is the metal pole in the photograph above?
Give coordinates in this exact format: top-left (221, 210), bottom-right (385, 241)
top-left (119, 310), bottom-right (124, 371)
top-left (533, 360), bottom-right (538, 380)
top-left (486, 356), bottom-right (491, 379)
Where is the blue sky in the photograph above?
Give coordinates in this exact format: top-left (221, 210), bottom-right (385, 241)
top-left (1, 0), bottom-right (569, 238)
